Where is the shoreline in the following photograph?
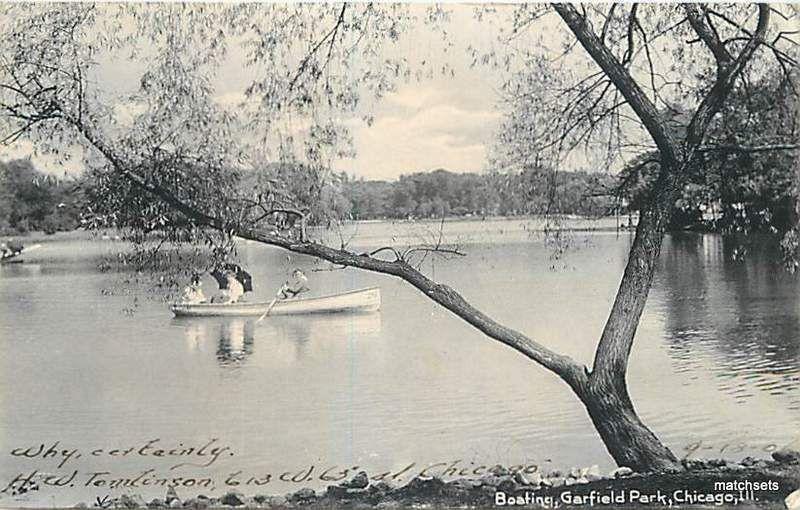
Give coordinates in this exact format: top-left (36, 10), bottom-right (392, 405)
top-left (9, 451), bottom-right (796, 509)
top-left (3, 216), bottom-right (633, 242)
top-left (6, 215), bottom-right (787, 246)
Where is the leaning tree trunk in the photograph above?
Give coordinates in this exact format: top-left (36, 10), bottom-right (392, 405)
top-left (579, 379), bottom-right (679, 472)
top-left (573, 170), bottom-right (684, 472)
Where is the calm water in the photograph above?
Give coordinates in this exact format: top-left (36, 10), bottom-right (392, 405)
top-left (1, 220), bottom-right (798, 506)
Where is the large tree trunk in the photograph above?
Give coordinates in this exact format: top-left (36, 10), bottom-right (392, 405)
top-left (578, 164), bottom-right (684, 472)
top-left (579, 379), bottom-right (679, 473)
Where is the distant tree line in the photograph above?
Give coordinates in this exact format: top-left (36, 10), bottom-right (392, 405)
top-left (1, 158), bottom-right (623, 236)
top-left (341, 168), bottom-right (617, 220)
top-left (2, 146), bottom-right (794, 234)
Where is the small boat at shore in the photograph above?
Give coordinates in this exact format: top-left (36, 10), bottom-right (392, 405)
top-left (1, 243), bottom-right (41, 264)
top-left (170, 287), bottom-right (381, 318)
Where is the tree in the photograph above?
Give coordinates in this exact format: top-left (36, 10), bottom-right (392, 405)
top-left (705, 70), bottom-right (797, 231)
top-left (784, 155), bottom-right (800, 271)
top-left (492, 3), bottom-right (797, 470)
top-left (0, 158), bottom-right (83, 234)
top-left (0, 3), bottom-right (796, 473)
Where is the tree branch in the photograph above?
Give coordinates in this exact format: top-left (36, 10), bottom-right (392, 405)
top-left (246, 231), bottom-right (587, 391)
top-left (599, 4), bottom-right (617, 43)
top-left (684, 4), bottom-right (733, 66)
top-left (286, 4), bottom-right (347, 94)
top-left (67, 116), bottom-right (589, 392)
top-left (621, 4), bottom-right (639, 67)
top-left (685, 4), bottom-right (770, 150)
top-left (552, 3), bottom-right (680, 167)
top-left (698, 143), bottom-right (799, 153)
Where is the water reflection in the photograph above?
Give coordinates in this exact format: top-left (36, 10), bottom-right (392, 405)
top-left (276, 312), bottom-right (383, 339)
top-left (272, 313), bottom-right (383, 360)
top-left (0, 262), bottom-right (43, 277)
top-left (658, 234), bottom-right (800, 409)
top-left (217, 320), bottom-right (255, 367)
top-left (173, 313), bottom-right (382, 368)
top-left (172, 318), bottom-right (256, 367)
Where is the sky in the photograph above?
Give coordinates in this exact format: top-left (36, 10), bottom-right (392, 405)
top-left (215, 4), bottom-right (513, 180)
top-left (341, 75), bottom-right (502, 179)
top-left (235, 5), bottom-right (515, 180)
top-left (0, 4), bottom-right (517, 181)
top-left (337, 4), bottom-right (516, 179)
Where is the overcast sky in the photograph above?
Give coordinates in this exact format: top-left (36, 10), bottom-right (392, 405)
top-left (343, 74), bottom-right (502, 179)
top-left (216, 4), bottom-right (511, 180)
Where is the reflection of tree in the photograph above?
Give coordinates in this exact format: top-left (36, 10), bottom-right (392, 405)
top-left (658, 233), bottom-right (800, 406)
top-left (216, 320), bottom-right (255, 367)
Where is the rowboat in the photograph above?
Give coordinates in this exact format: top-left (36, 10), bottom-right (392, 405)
top-left (0, 243), bottom-right (41, 264)
top-left (170, 287), bottom-right (381, 318)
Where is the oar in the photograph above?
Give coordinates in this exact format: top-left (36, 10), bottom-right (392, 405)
top-left (256, 287), bottom-right (284, 323)
top-left (20, 243), bottom-right (42, 254)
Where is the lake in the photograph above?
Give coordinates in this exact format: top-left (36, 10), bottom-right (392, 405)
top-left (1, 219), bottom-right (798, 507)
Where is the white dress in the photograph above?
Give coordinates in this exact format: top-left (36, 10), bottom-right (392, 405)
top-left (224, 277), bottom-right (245, 303)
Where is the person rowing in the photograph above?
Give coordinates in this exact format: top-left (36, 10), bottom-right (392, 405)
top-left (279, 268), bottom-right (310, 299)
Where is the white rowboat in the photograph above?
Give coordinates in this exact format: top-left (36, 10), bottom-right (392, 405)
top-left (170, 287), bottom-right (381, 318)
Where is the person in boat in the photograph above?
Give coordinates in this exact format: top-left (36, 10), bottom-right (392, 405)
top-left (279, 268), bottom-right (310, 299)
top-left (180, 273), bottom-right (206, 304)
top-left (210, 263), bottom-right (252, 304)
top-left (211, 270), bottom-right (246, 304)
top-left (0, 240), bottom-right (24, 260)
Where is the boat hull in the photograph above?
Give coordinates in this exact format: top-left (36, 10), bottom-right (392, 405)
top-left (170, 287), bottom-right (381, 318)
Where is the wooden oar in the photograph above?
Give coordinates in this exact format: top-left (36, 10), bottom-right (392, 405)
top-left (256, 287), bottom-right (285, 323)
